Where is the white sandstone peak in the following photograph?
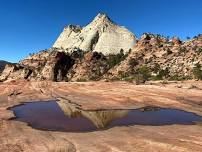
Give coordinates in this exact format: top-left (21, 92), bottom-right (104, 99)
top-left (92, 13), bottom-right (113, 24)
top-left (53, 13), bottom-right (136, 55)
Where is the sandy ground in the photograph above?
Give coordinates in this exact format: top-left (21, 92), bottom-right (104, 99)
top-left (0, 80), bottom-right (202, 152)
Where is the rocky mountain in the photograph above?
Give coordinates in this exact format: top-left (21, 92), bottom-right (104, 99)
top-left (106, 33), bottom-right (202, 82)
top-left (0, 14), bottom-right (202, 82)
top-left (53, 13), bottom-right (136, 55)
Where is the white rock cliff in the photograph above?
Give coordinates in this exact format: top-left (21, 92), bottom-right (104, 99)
top-left (53, 13), bottom-right (136, 55)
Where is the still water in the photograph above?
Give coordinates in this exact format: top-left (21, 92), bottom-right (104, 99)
top-left (9, 100), bottom-right (202, 132)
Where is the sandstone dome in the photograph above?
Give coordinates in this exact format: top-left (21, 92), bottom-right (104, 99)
top-left (53, 13), bottom-right (136, 55)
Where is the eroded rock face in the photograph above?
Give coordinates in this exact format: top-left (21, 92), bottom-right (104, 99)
top-left (67, 51), bottom-right (109, 81)
top-left (0, 64), bottom-right (31, 82)
top-left (0, 60), bottom-right (10, 74)
top-left (0, 49), bottom-right (74, 82)
top-left (53, 13), bottom-right (136, 55)
top-left (38, 51), bottom-right (74, 81)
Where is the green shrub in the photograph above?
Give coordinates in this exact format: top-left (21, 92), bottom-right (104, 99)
top-left (76, 78), bottom-right (87, 82)
top-left (135, 65), bottom-right (151, 83)
top-left (110, 77), bottom-right (121, 81)
top-left (122, 77), bottom-right (134, 83)
top-left (193, 63), bottom-right (202, 80)
top-left (179, 47), bottom-right (187, 53)
top-left (118, 71), bottom-right (129, 78)
top-left (107, 49), bottom-right (129, 68)
top-left (153, 63), bottom-right (160, 73)
top-left (197, 47), bottom-right (202, 54)
top-left (129, 58), bottom-right (139, 67)
top-left (71, 49), bottom-right (85, 60)
top-left (89, 75), bottom-right (100, 81)
top-left (166, 48), bottom-right (173, 55)
top-left (169, 75), bottom-right (191, 81)
top-left (155, 68), bottom-right (170, 80)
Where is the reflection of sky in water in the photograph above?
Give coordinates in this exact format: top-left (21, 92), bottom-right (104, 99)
top-left (9, 101), bottom-right (202, 132)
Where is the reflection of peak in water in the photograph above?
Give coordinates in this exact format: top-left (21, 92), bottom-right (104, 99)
top-left (82, 110), bottom-right (130, 128)
top-left (56, 100), bottom-right (129, 128)
top-left (56, 100), bottom-right (82, 118)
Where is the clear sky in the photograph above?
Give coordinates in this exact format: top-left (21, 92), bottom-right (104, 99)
top-left (0, 0), bottom-right (202, 62)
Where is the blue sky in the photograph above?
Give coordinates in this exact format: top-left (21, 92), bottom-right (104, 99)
top-left (0, 0), bottom-right (202, 62)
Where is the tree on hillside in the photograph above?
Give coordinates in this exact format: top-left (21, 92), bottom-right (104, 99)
top-left (193, 63), bottom-right (202, 80)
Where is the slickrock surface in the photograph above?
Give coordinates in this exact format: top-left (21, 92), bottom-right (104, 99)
top-left (53, 13), bottom-right (136, 55)
top-left (0, 80), bottom-right (202, 151)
